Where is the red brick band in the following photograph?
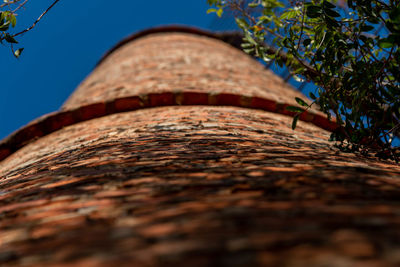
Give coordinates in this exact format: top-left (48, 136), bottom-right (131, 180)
top-left (0, 91), bottom-right (338, 162)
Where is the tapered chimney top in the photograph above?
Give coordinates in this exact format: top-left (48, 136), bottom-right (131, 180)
top-left (0, 26), bottom-right (334, 163)
top-left (63, 26), bottom-right (305, 110)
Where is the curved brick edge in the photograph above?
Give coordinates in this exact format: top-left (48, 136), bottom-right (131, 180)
top-left (0, 91), bottom-right (338, 163)
top-left (96, 25), bottom-right (243, 66)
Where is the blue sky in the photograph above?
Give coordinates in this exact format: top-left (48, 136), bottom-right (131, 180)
top-left (0, 1), bottom-right (214, 139)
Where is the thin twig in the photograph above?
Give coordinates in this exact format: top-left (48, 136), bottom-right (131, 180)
top-left (12, 0), bottom-right (28, 13)
top-left (12, 0), bottom-right (60, 38)
top-left (296, 0), bottom-right (306, 50)
top-left (0, 0), bottom-right (21, 9)
top-left (231, 1), bottom-right (285, 39)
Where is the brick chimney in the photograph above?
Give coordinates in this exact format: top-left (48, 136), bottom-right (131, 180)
top-left (1, 26), bottom-right (400, 266)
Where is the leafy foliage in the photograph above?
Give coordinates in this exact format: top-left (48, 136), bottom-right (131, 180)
top-left (0, 0), bottom-right (60, 57)
top-left (0, 5), bottom-right (21, 57)
top-left (208, 0), bottom-right (400, 161)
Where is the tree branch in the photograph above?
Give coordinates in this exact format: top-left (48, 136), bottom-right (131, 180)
top-left (0, 0), bottom-right (22, 9)
top-left (12, 0), bottom-right (60, 38)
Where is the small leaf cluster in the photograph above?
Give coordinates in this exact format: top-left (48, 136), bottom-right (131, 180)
top-left (207, 0), bottom-right (226, 17)
top-left (0, 1), bottom-right (25, 57)
top-left (287, 97), bottom-right (313, 129)
top-left (208, 0), bottom-right (400, 162)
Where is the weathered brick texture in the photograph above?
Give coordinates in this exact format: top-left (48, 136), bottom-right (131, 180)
top-left (63, 32), bottom-right (308, 110)
top-left (1, 27), bottom-right (400, 266)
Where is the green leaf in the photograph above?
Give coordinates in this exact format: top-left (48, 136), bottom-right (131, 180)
top-left (206, 8), bottom-right (217, 14)
top-left (243, 48), bottom-right (255, 54)
top-left (361, 25), bottom-right (374, 32)
top-left (378, 37), bottom-right (394, 48)
top-left (303, 38), bottom-right (311, 46)
top-left (309, 92), bottom-right (317, 100)
top-left (259, 15), bottom-right (272, 23)
top-left (306, 5), bottom-right (322, 18)
top-left (325, 8), bottom-right (340, 18)
top-left (389, 5), bottom-right (400, 22)
top-left (14, 48), bottom-right (24, 58)
top-left (248, 3), bottom-right (259, 8)
top-left (235, 18), bottom-right (249, 29)
top-left (280, 10), bottom-right (297, 20)
top-left (325, 16), bottom-right (339, 28)
top-left (0, 11), bottom-right (9, 22)
top-left (295, 97), bottom-right (309, 107)
top-left (5, 33), bottom-right (17, 43)
top-left (241, 43), bottom-right (253, 48)
top-left (292, 114), bottom-right (300, 130)
top-left (244, 30), bottom-right (257, 45)
top-left (262, 54), bottom-right (272, 62)
top-left (8, 14), bottom-right (16, 27)
top-left (207, 0), bottom-right (219, 4)
top-left (0, 21), bottom-right (10, 31)
top-left (286, 106), bottom-right (304, 113)
top-left (293, 75), bottom-right (305, 82)
top-left (216, 8), bottom-right (223, 17)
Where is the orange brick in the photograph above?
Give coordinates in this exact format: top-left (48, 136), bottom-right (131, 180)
top-left (114, 96), bottom-right (141, 112)
top-left (312, 114), bottom-right (338, 132)
top-left (215, 93), bottom-right (242, 107)
top-left (12, 123), bottom-right (44, 146)
top-left (181, 92), bottom-right (208, 105)
top-left (46, 111), bottom-right (75, 132)
top-left (78, 102), bottom-right (107, 121)
top-left (149, 92), bottom-right (174, 107)
top-left (250, 97), bottom-right (277, 112)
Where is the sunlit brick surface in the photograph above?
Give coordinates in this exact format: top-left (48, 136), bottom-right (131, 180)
top-left (63, 33), bottom-right (307, 110)
top-left (1, 106), bottom-right (400, 266)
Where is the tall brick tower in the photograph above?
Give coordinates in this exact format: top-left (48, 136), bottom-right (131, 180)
top-left (1, 26), bottom-right (400, 266)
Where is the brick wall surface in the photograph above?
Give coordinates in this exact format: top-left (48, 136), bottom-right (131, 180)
top-left (1, 28), bottom-right (400, 267)
top-left (63, 32), bottom-right (309, 111)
